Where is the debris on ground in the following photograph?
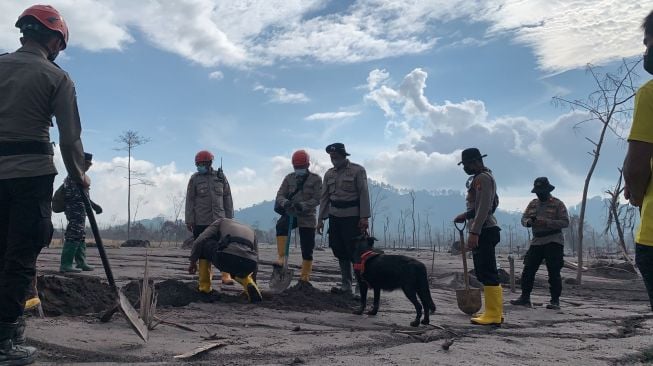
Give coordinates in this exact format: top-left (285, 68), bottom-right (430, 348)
top-left (121, 239), bottom-right (151, 248)
top-left (587, 261), bottom-right (638, 280)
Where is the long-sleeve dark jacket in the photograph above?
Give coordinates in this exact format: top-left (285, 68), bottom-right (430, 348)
top-left (521, 196), bottom-right (569, 246)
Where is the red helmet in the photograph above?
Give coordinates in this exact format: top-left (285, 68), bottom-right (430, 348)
top-left (195, 150), bottom-right (214, 164)
top-left (16, 5), bottom-right (69, 50)
top-left (291, 150), bottom-right (310, 168)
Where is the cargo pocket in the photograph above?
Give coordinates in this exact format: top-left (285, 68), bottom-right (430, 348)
top-left (342, 176), bottom-right (355, 191)
top-left (37, 200), bottom-right (54, 248)
top-left (197, 182), bottom-right (209, 196)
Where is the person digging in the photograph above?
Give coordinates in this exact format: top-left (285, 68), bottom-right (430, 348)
top-left (274, 150), bottom-right (322, 286)
top-left (188, 218), bottom-right (262, 303)
top-left (510, 178), bottom-right (570, 310)
top-left (59, 152), bottom-right (102, 273)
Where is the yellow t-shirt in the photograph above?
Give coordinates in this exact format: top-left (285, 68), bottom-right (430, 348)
top-left (629, 80), bottom-right (653, 246)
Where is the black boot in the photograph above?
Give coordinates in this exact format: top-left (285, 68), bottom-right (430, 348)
top-left (509, 295), bottom-right (532, 307)
top-left (0, 321), bottom-right (37, 366)
top-left (12, 318), bottom-right (25, 346)
top-left (546, 299), bottom-right (561, 310)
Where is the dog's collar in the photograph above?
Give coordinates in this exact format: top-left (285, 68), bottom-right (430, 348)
top-left (353, 250), bottom-right (379, 274)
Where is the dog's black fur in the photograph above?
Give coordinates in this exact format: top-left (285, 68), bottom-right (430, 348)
top-left (352, 236), bottom-right (436, 327)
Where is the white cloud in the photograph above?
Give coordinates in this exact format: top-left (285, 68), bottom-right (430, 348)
top-left (305, 111), bottom-right (360, 121)
top-left (0, 1), bottom-right (646, 71)
top-left (254, 84), bottom-right (310, 104)
top-left (208, 71), bottom-right (224, 80)
top-left (364, 68), bottom-right (629, 201)
top-left (0, 0), bottom-right (133, 52)
top-left (234, 167), bottom-right (257, 181)
top-left (482, 0), bottom-right (647, 72)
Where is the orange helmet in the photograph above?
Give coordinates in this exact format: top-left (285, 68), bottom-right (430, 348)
top-left (16, 5), bottom-right (69, 50)
top-left (291, 150), bottom-right (310, 168)
top-left (195, 150), bottom-right (214, 164)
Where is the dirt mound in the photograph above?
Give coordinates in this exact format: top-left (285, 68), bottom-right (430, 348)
top-left (587, 261), bottom-right (638, 280)
top-left (121, 239), bottom-right (150, 248)
top-left (37, 275), bottom-right (115, 316)
top-left (123, 279), bottom-right (220, 307)
top-left (261, 282), bottom-right (358, 313)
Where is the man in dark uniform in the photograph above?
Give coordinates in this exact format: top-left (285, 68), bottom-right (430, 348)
top-left (454, 148), bottom-right (503, 325)
top-left (511, 177), bottom-right (569, 310)
top-left (188, 218), bottom-right (262, 303)
top-left (317, 143), bottom-right (371, 295)
top-left (0, 5), bottom-right (87, 365)
top-left (59, 152), bottom-right (102, 273)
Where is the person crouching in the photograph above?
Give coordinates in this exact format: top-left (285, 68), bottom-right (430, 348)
top-left (188, 218), bottom-right (262, 303)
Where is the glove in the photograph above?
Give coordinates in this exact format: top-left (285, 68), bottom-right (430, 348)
top-left (283, 200), bottom-right (293, 210)
top-left (358, 218), bottom-right (369, 232)
top-left (293, 202), bottom-right (304, 212)
top-left (92, 202), bottom-right (103, 214)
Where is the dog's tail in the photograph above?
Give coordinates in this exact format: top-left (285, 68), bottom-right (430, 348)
top-left (417, 265), bottom-right (436, 314)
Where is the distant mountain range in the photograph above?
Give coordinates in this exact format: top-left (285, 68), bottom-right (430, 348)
top-left (232, 180), bottom-right (621, 242)
top-left (122, 179), bottom-right (628, 249)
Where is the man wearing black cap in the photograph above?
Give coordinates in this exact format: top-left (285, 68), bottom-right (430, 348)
top-left (511, 177), bottom-right (569, 310)
top-left (59, 152), bottom-right (102, 273)
top-left (318, 143), bottom-right (371, 296)
top-left (454, 148), bottom-right (502, 325)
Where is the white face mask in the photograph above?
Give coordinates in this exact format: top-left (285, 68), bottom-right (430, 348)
top-left (294, 168), bottom-right (308, 176)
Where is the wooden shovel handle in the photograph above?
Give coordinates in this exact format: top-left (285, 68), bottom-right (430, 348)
top-left (455, 222), bottom-right (470, 290)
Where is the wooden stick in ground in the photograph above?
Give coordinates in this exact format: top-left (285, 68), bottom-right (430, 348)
top-left (174, 342), bottom-right (226, 360)
top-left (153, 316), bottom-right (197, 332)
top-left (508, 255), bottom-right (516, 293)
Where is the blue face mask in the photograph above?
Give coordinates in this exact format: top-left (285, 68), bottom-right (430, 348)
top-left (295, 168), bottom-right (308, 176)
top-left (197, 166), bottom-right (208, 174)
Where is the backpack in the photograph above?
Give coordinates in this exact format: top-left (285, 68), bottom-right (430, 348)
top-left (52, 183), bottom-right (65, 213)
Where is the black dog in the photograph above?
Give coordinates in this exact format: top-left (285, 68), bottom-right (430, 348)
top-left (352, 236), bottom-right (436, 327)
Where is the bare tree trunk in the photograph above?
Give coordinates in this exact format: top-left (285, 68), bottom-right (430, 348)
top-left (410, 191), bottom-right (416, 248)
top-left (127, 145), bottom-right (131, 240)
top-left (577, 119), bottom-right (608, 283)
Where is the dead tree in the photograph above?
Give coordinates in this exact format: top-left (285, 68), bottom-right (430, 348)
top-left (604, 168), bottom-right (636, 265)
top-left (369, 181), bottom-right (388, 237)
top-left (409, 190), bottom-right (416, 248)
top-left (114, 130), bottom-right (152, 240)
top-left (553, 59), bottom-right (640, 284)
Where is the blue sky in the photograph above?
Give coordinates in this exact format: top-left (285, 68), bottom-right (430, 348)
top-left (0, 1), bottom-right (650, 223)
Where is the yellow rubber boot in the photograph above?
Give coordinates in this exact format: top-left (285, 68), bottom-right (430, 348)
top-left (300, 260), bottom-right (313, 282)
top-left (234, 273), bottom-right (262, 303)
top-left (198, 259), bottom-right (213, 293)
top-left (221, 272), bottom-right (234, 286)
top-left (471, 285), bottom-right (503, 326)
top-left (275, 236), bottom-right (287, 266)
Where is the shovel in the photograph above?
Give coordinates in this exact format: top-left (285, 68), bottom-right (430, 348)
top-left (80, 187), bottom-right (149, 342)
top-left (454, 221), bottom-right (482, 315)
top-left (269, 215), bottom-right (294, 293)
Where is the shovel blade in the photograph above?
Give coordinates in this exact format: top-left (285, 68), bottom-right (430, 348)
top-left (118, 289), bottom-right (149, 342)
top-left (456, 288), bottom-right (482, 315)
top-left (269, 266), bottom-right (293, 294)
